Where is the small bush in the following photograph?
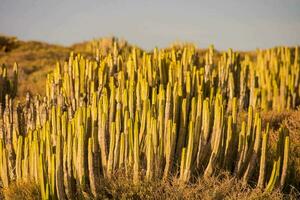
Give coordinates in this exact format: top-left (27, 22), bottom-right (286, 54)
top-left (2, 180), bottom-right (40, 200)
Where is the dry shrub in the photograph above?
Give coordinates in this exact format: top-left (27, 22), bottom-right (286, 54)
top-left (91, 171), bottom-right (297, 200)
top-left (261, 110), bottom-right (292, 130)
top-left (1, 180), bottom-right (40, 200)
top-left (282, 109), bottom-right (300, 191)
top-left (0, 174), bottom-right (298, 200)
top-left (259, 109), bottom-right (300, 192)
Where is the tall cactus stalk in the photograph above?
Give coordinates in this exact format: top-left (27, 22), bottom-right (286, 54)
top-left (257, 124), bottom-right (269, 188)
top-left (279, 128), bottom-right (289, 189)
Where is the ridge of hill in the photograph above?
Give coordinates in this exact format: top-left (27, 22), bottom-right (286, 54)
top-left (0, 34), bottom-right (131, 97)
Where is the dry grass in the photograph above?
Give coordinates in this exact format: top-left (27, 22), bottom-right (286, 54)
top-left (1, 180), bottom-right (41, 200)
top-left (0, 35), bottom-right (71, 97)
top-left (261, 111), bottom-right (293, 130)
top-left (1, 174), bottom-right (298, 200)
top-left (258, 109), bottom-right (300, 192)
top-left (72, 171), bottom-right (298, 200)
top-left (0, 35), bottom-right (133, 99)
top-left (232, 109), bottom-right (300, 194)
top-left (282, 109), bottom-right (300, 191)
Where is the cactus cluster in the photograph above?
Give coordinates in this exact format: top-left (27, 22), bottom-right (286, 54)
top-left (0, 63), bottom-right (18, 106)
top-left (0, 42), bottom-right (298, 199)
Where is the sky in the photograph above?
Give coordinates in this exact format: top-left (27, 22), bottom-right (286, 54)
top-left (0, 0), bottom-right (299, 51)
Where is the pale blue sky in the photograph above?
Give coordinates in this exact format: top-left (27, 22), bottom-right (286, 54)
top-left (0, 0), bottom-right (299, 50)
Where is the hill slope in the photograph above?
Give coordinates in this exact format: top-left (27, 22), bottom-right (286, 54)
top-left (0, 35), bottom-right (131, 97)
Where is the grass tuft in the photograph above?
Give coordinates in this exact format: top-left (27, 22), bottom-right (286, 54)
top-left (1, 180), bottom-right (41, 200)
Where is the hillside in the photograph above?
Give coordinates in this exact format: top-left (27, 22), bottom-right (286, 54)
top-left (0, 35), bottom-right (71, 96)
top-left (0, 35), bottom-right (132, 97)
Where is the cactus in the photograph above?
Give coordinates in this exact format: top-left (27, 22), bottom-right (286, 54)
top-left (242, 115), bottom-right (262, 183)
top-left (56, 133), bottom-right (66, 199)
top-left (133, 118), bottom-right (139, 184)
top-left (0, 64), bottom-right (18, 107)
top-left (15, 136), bottom-right (23, 179)
top-left (107, 122), bottom-right (115, 178)
top-left (0, 43), bottom-right (298, 199)
top-left (280, 127), bottom-right (290, 189)
top-left (88, 137), bottom-right (98, 198)
top-left (204, 96), bottom-right (224, 178)
top-left (257, 124), bottom-right (269, 188)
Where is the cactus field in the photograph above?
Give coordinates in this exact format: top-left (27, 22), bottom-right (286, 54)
top-left (0, 36), bottom-right (299, 199)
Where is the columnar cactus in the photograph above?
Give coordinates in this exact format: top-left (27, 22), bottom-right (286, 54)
top-left (0, 42), bottom-right (297, 199)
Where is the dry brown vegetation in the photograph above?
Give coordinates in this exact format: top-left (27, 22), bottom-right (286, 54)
top-left (1, 172), bottom-right (299, 200)
top-left (0, 35), bottom-right (124, 98)
top-left (93, 171), bottom-right (298, 200)
top-left (232, 108), bottom-right (300, 196)
top-left (282, 110), bottom-right (300, 191)
top-left (0, 35), bottom-right (71, 97)
top-left (1, 180), bottom-right (40, 200)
